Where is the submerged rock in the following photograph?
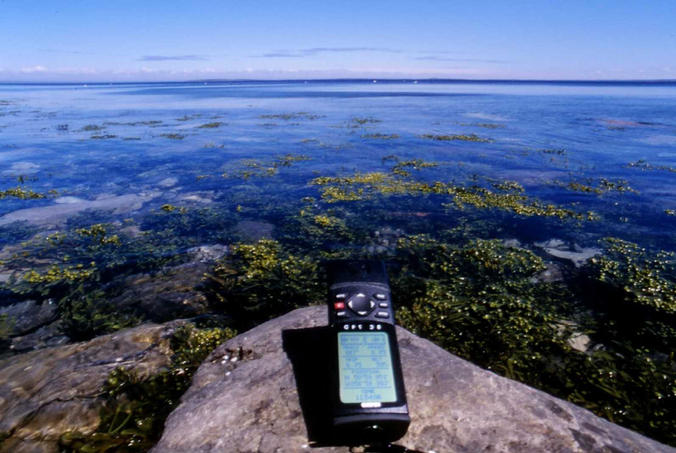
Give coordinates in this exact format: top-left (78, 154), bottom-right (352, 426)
top-left (534, 238), bottom-right (601, 267)
top-left (154, 306), bottom-right (673, 453)
top-left (0, 320), bottom-right (187, 453)
top-left (187, 244), bottom-right (228, 263)
top-left (110, 261), bottom-right (211, 322)
top-left (108, 243), bottom-right (226, 322)
top-left (0, 192), bottom-right (159, 227)
top-left (234, 220), bottom-right (274, 242)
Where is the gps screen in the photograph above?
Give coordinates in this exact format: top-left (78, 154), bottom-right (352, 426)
top-left (338, 331), bottom-right (397, 404)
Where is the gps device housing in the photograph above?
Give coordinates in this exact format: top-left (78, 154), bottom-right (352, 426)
top-left (326, 260), bottom-right (410, 444)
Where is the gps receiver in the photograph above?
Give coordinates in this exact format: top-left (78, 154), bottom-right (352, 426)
top-left (326, 260), bottom-right (410, 443)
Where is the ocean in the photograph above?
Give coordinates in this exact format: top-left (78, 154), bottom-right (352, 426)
top-left (1, 80), bottom-right (675, 251)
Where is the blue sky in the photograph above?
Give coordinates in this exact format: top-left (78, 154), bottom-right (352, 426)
top-left (1, 0), bottom-right (675, 82)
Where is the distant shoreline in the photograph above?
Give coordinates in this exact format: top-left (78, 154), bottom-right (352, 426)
top-left (1, 78), bottom-right (676, 87)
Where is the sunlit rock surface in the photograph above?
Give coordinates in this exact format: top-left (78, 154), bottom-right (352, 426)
top-left (0, 320), bottom-right (187, 453)
top-left (154, 305), bottom-right (675, 453)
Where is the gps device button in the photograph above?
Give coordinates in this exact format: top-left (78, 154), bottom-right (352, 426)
top-left (376, 311), bottom-right (389, 318)
top-left (347, 293), bottom-right (376, 315)
top-left (374, 293), bottom-right (387, 300)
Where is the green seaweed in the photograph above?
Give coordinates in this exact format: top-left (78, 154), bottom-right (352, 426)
top-left (59, 324), bottom-right (235, 452)
top-left (361, 133), bottom-right (400, 140)
top-left (350, 117), bottom-right (381, 127)
top-left (0, 314), bottom-right (14, 341)
top-left (222, 154), bottom-right (310, 180)
top-left (81, 124), bottom-right (105, 132)
top-left (391, 234), bottom-right (675, 444)
top-left (259, 112), bottom-right (322, 120)
top-left (196, 122), bottom-right (223, 129)
top-left (626, 160), bottom-right (676, 173)
top-left (204, 239), bottom-right (321, 328)
top-left (459, 122), bottom-right (505, 129)
top-left (420, 133), bottom-right (492, 142)
top-left (91, 134), bottom-right (118, 140)
top-left (59, 286), bottom-right (140, 341)
top-left (539, 148), bottom-right (567, 155)
top-left (160, 133), bottom-right (185, 140)
top-left (395, 237), bottom-right (563, 380)
top-left (584, 238), bottom-right (676, 314)
top-left (176, 114), bottom-right (202, 121)
top-left (105, 120), bottom-right (162, 126)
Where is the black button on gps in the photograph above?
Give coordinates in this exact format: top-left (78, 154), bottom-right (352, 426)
top-left (347, 292), bottom-right (376, 316)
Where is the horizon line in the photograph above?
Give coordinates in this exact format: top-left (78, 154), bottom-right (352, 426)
top-left (1, 77), bottom-right (676, 85)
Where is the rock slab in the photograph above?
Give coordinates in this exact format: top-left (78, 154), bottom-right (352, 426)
top-left (154, 305), bottom-right (675, 453)
top-left (0, 320), bottom-right (187, 453)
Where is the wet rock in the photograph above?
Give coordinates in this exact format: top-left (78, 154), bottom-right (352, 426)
top-left (568, 332), bottom-right (592, 353)
top-left (0, 299), bottom-right (57, 337)
top-left (154, 306), bottom-right (674, 453)
top-left (0, 320), bottom-right (187, 453)
top-left (366, 227), bottom-right (404, 255)
top-left (533, 261), bottom-right (565, 283)
top-left (234, 220), bottom-right (274, 242)
top-left (8, 320), bottom-right (69, 355)
top-left (534, 238), bottom-right (601, 268)
top-left (110, 261), bottom-right (210, 322)
top-left (186, 244), bottom-right (228, 263)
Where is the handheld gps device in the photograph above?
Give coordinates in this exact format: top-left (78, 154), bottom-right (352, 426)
top-left (326, 260), bottom-right (410, 444)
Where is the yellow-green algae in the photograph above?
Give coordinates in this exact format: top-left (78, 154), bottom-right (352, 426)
top-left (0, 186), bottom-right (48, 200)
top-left (221, 154), bottom-right (310, 180)
top-left (204, 239), bottom-right (321, 328)
top-left (587, 238), bottom-right (676, 314)
top-left (563, 178), bottom-right (638, 195)
top-left (311, 169), bottom-right (597, 221)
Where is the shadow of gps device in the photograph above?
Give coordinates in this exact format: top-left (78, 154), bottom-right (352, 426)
top-left (326, 260), bottom-right (410, 444)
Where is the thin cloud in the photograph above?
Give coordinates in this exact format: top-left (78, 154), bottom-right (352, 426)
top-left (304, 47), bottom-right (401, 54)
top-left (39, 48), bottom-right (92, 55)
top-left (138, 55), bottom-right (209, 62)
top-left (256, 47), bottom-right (401, 58)
top-left (415, 56), bottom-right (510, 64)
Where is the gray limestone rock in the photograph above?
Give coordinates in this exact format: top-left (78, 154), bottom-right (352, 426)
top-left (8, 320), bottom-right (69, 354)
top-left (0, 299), bottom-right (58, 337)
top-left (0, 320), bottom-right (187, 453)
top-left (154, 305), bottom-right (675, 453)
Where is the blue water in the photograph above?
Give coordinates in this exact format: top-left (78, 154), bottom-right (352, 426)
top-left (1, 80), bottom-right (676, 252)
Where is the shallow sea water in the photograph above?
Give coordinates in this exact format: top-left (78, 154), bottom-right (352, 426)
top-left (1, 80), bottom-right (675, 252)
top-left (2, 81), bottom-right (676, 447)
